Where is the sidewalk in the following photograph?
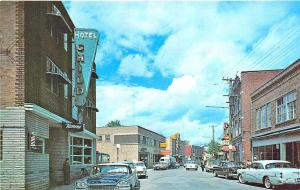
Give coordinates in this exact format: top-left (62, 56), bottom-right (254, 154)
top-left (50, 182), bottom-right (74, 190)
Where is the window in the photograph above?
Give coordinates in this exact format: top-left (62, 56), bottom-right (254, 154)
top-left (256, 108), bottom-right (261, 129)
top-left (27, 133), bottom-right (45, 154)
top-left (64, 84), bottom-right (68, 99)
top-left (0, 130), bottom-right (2, 160)
top-left (64, 33), bottom-right (68, 51)
top-left (98, 135), bottom-right (103, 141)
top-left (70, 137), bottom-right (93, 165)
top-left (276, 91), bottom-right (296, 123)
top-left (256, 103), bottom-right (272, 130)
top-left (267, 103), bottom-right (271, 128)
top-left (105, 135), bottom-right (110, 141)
top-left (261, 105), bottom-right (266, 129)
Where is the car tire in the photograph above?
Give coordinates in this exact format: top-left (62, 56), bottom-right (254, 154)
top-left (238, 174), bottom-right (246, 184)
top-left (225, 174), bottom-right (229, 179)
top-left (264, 176), bottom-right (273, 189)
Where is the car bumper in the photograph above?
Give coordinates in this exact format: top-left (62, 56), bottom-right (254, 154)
top-left (270, 178), bottom-right (300, 185)
top-left (228, 173), bottom-right (238, 178)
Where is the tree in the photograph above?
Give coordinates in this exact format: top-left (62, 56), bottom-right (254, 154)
top-left (105, 120), bottom-right (121, 127)
top-left (207, 139), bottom-right (221, 159)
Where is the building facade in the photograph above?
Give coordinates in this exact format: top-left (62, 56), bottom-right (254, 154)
top-left (165, 133), bottom-right (187, 164)
top-left (0, 2), bottom-right (98, 189)
top-left (228, 70), bottom-right (282, 162)
top-left (251, 60), bottom-right (300, 167)
top-left (96, 126), bottom-right (165, 168)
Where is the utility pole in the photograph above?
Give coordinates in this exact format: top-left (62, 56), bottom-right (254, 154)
top-left (222, 76), bottom-right (235, 161)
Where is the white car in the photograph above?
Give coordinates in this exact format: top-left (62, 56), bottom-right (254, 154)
top-left (134, 161), bottom-right (148, 178)
top-left (186, 161), bottom-right (198, 171)
top-left (237, 160), bottom-right (300, 189)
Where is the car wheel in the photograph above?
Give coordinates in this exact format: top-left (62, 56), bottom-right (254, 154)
top-left (238, 174), bottom-right (246, 184)
top-left (264, 176), bottom-right (272, 189)
top-left (225, 174), bottom-right (229, 179)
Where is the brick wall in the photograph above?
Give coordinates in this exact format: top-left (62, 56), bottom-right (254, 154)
top-left (251, 64), bottom-right (300, 134)
top-left (0, 108), bottom-right (26, 190)
top-left (47, 127), bottom-right (69, 186)
top-left (239, 70), bottom-right (281, 161)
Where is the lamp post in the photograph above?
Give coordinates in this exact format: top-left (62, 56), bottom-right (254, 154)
top-left (116, 144), bottom-right (120, 162)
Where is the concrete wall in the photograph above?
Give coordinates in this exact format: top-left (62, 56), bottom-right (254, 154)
top-left (0, 108), bottom-right (26, 190)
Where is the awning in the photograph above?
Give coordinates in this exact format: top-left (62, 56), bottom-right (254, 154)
top-left (46, 57), bottom-right (71, 84)
top-left (46, 9), bottom-right (72, 33)
top-left (70, 128), bottom-right (99, 140)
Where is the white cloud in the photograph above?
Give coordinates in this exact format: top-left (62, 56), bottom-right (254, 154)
top-left (66, 1), bottom-right (300, 145)
top-left (118, 54), bottom-right (153, 78)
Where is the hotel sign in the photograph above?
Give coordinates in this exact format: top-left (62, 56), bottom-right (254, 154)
top-left (62, 122), bottom-right (84, 132)
top-left (74, 28), bottom-right (99, 106)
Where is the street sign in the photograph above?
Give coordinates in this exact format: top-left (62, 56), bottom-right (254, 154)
top-left (62, 122), bottom-right (84, 132)
top-left (160, 150), bottom-right (171, 155)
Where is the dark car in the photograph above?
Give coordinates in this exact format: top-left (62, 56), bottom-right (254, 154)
top-left (214, 161), bottom-right (245, 179)
top-left (75, 163), bottom-right (140, 190)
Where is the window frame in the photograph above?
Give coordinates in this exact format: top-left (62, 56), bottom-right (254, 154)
top-left (70, 136), bottom-right (93, 165)
top-left (105, 135), bottom-right (111, 142)
top-left (276, 91), bottom-right (296, 124)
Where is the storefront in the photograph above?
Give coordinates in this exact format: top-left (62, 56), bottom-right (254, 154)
top-left (252, 124), bottom-right (300, 167)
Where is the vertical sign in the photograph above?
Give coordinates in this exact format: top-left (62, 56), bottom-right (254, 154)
top-left (74, 28), bottom-right (99, 107)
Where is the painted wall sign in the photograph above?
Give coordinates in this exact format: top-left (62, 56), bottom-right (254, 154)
top-left (74, 28), bottom-right (99, 107)
top-left (62, 122), bottom-right (84, 132)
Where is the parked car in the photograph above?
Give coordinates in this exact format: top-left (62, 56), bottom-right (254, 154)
top-left (237, 160), bottom-right (300, 189)
top-left (153, 162), bottom-right (169, 170)
top-left (134, 161), bottom-right (148, 178)
top-left (205, 159), bottom-right (221, 173)
top-left (186, 160), bottom-right (198, 171)
top-left (74, 163), bottom-right (140, 190)
top-left (214, 161), bottom-right (246, 179)
top-left (175, 162), bottom-right (180, 168)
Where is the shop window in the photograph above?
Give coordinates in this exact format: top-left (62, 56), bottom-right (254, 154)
top-left (272, 144), bottom-right (280, 160)
top-left (70, 136), bottom-right (93, 165)
top-left (105, 135), bottom-right (110, 141)
top-left (27, 133), bottom-right (45, 154)
top-left (0, 130), bottom-right (2, 160)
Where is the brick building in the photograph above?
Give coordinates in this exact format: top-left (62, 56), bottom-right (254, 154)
top-left (228, 70), bottom-right (282, 162)
top-left (96, 126), bottom-right (165, 168)
top-left (0, 2), bottom-right (98, 189)
top-left (251, 60), bottom-right (300, 167)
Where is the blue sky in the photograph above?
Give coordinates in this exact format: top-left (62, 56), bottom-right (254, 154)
top-left (65, 1), bottom-right (300, 145)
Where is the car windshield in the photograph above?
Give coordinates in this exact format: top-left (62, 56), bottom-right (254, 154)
top-left (135, 162), bottom-right (145, 166)
top-left (98, 165), bottom-right (129, 174)
top-left (265, 162), bottom-right (294, 169)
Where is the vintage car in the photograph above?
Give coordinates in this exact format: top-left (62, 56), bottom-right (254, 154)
top-left (237, 160), bottom-right (300, 189)
top-left (134, 161), bottom-right (148, 178)
top-left (186, 160), bottom-right (198, 171)
top-left (74, 163), bottom-right (140, 190)
top-left (153, 162), bottom-right (169, 170)
top-left (205, 159), bottom-right (221, 173)
top-left (214, 161), bottom-right (246, 179)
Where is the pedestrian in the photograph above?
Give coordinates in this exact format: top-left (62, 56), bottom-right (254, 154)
top-left (63, 158), bottom-right (70, 185)
top-left (246, 159), bottom-right (252, 168)
top-left (201, 160), bottom-right (205, 172)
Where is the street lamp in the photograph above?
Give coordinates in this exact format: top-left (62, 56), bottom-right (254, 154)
top-left (116, 144), bottom-right (120, 162)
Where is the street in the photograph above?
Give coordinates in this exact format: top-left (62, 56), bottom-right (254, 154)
top-left (141, 167), bottom-right (264, 190)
